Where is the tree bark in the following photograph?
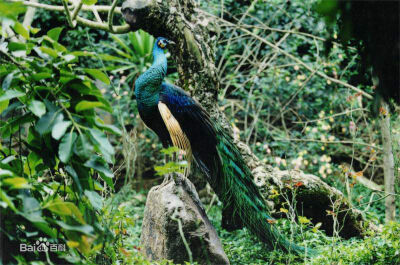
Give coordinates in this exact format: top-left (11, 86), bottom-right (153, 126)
top-left (121, 0), bottom-right (377, 238)
top-left (380, 101), bottom-right (396, 222)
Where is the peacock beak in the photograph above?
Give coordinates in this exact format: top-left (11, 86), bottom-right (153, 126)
top-left (166, 40), bottom-right (176, 46)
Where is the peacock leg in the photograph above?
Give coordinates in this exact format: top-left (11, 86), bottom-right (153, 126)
top-left (161, 152), bottom-right (171, 185)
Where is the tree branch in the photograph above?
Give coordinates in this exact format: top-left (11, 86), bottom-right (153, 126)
top-left (62, 0), bottom-right (75, 27)
top-left (76, 16), bottom-right (130, 33)
top-left (10, 0), bottom-right (129, 33)
top-left (108, 0), bottom-right (119, 32)
top-left (71, 0), bottom-right (83, 23)
top-left (10, 0), bottom-right (122, 13)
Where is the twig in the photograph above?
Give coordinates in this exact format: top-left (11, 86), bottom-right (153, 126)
top-left (108, 0), bottom-right (119, 32)
top-left (276, 138), bottom-right (382, 150)
top-left (293, 108), bottom-right (369, 124)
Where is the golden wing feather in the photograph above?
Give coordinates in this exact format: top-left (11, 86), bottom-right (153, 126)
top-left (158, 102), bottom-right (192, 177)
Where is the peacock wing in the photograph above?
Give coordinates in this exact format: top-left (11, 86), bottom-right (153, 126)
top-left (158, 101), bottom-right (192, 177)
top-left (158, 83), bottom-right (220, 182)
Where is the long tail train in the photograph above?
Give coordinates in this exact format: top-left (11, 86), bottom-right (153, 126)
top-left (212, 128), bottom-right (314, 255)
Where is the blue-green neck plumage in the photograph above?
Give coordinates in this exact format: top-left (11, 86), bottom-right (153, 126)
top-left (135, 45), bottom-right (167, 108)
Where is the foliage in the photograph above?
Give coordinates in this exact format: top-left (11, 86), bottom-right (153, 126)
top-left (102, 30), bottom-right (155, 84)
top-left (310, 221), bottom-right (400, 265)
top-left (108, 193), bottom-right (400, 265)
top-left (0, 16), bottom-right (121, 264)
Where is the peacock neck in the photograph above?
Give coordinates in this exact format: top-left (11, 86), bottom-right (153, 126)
top-left (135, 47), bottom-right (167, 106)
top-left (152, 47), bottom-right (167, 69)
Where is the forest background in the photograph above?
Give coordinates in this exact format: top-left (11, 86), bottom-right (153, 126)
top-left (0, 0), bottom-right (399, 264)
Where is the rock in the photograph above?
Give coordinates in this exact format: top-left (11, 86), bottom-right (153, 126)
top-left (140, 175), bottom-right (230, 265)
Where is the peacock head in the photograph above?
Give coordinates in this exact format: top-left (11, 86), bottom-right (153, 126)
top-left (155, 37), bottom-right (175, 50)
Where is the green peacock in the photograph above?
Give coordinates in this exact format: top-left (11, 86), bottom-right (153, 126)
top-left (134, 37), bottom-right (312, 254)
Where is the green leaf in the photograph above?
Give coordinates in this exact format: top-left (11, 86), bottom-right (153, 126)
top-left (88, 129), bottom-right (114, 163)
top-left (95, 119), bottom-right (122, 135)
top-left (111, 34), bottom-right (132, 54)
top-left (30, 27), bottom-right (40, 35)
top-left (21, 196), bottom-right (45, 223)
top-left (59, 132), bottom-right (77, 163)
top-left (65, 165), bottom-right (82, 194)
top-left (298, 216), bottom-right (311, 224)
top-left (97, 53), bottom-right (123, 61)
top-left (312, 222), bottom-right (322, 233)
top-left (3, 177), bottom-right (31, 189)
top-left (52, 120), bottom-right (71, 140)
top-left (31, 72), bottom-right (52, 81)
top-left (160, 146), bottom-right (180, 155)
top-left (35, 111), bottom-right (59, 135)
top-left (13, 22), bottom-right (29, 39)
top-left (40, 46), bottom-right (58, 58)
top-left (28, 100), bottom-right (46, 117)
top-left (84, 156), bottom-right (114, 188)
top-left (82, 0), bottom-right (97, 5)
top-left (84, 69), bottom-right (110, 84)
top-left (8, 42), bottom-right (27, 51)
top-left (0, 90), bottom-right (25, 102)
top-left (50, 113), bottom-right (65, 137)
top-left (84, 190), bottom-right (103, 211)
top-left (0, 169), bottom-right (15, 177)
top-left (55, 221), bottom-right (94, 235)
top-left (2, 73), bottom-right (14, 90)
top-left (45, 199), bottom-right (85, 224)
top-left (0, 100), bottom-right (9, 114)
top-left (47, 27), bottom-right (63, 42)
top-left (0, 190), bottom-right (17, 211)
top-left (1, 156), bottom-right (16, 165)
top-left (0, 1), bottom-right (26, 19)
top-left (154, 161), bottom-right (186, 176)
top-left (316, 0), bottom-right (338, 15)
top-left (73, 134), bottom-right (93, 160)
top-left (75, 100), bottom-right (104, 112)
top-left (33, 222), bottom-right (57, 238)
top-left (53, 42), bottom-right (67, 53)
top-left (63, 54), bottom-right (76, 63)
top-left (84, 156), bottom-right (113, 178)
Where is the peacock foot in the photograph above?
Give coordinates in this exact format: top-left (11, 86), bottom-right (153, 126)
top-left (160, 174), bottom-right (173, 186)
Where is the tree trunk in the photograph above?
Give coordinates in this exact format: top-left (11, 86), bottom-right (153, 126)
top-left (380, 101), bottom-right (396, 222)
top-left (121, 0), bottom-right (378, 238)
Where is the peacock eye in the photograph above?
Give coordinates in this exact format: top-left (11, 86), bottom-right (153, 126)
top-left (158, 41), bottom-right (166, 48)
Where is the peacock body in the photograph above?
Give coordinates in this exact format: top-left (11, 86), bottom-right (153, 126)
top-left (134, 37), bottom-right (311, 255)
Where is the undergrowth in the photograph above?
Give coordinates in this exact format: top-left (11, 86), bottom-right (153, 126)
top-left (104, 188), bottom-right (400, 265)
